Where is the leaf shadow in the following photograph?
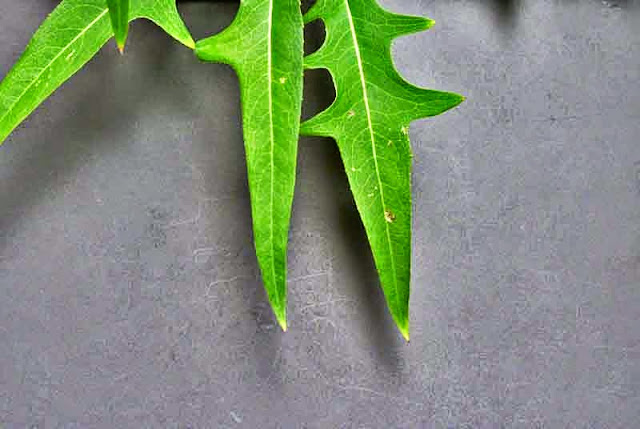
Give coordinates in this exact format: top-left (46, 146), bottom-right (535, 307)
top-left (182, 0), bottom-right (287, 385)
top-left (190, 64), bottom-right (285, 387)
top-left (487, 0), bottom-right (521, 32)
top-left (301, 45), bottom-right (406, 370)
top-left (336, 191), bottom-right (407, 369)
top-left (0, 21), bottom-right (188, 248)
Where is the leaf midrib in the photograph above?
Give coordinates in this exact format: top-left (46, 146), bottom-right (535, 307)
top-left (0, 8), bottom-right (109, 128)
top-left (266, 0), bottom-right (281, 320)
top-left (344, 0), bottom-right (400, 311)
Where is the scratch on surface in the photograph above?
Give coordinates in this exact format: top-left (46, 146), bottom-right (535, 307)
top-left (165, 196), bottom-right (237, 229)
top-left (310, 315), bottom-right (339, 331)
top-left (301, 298), bottom-right (355, 312)
top-left (338, 384), bottom-right (426, 410)
top-left (313, 369), bottom-right (426, 410)
top-left (256, 345), bottom-right (285, 393)
top-left (193, 247), bottom-right (217, 264)
top-left (288, 271), bottom-right (329, 283)
top-left (208, 275), bottom-right (255, 291)
top-left (532, 114), bottom-right (584, 124)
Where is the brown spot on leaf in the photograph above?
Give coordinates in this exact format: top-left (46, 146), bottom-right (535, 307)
top-left (384, 210), bottom-right (396, 223)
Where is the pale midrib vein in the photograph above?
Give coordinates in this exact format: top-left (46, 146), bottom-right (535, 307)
top-left (344, 0), bottom-right (400, 310)
top-left (0, 9), bottom-right (109, 127)
top-left (266, 0), bottom-right (281, 313)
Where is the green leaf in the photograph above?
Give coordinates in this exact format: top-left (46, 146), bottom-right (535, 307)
top-left (196, 0), bottom-right (304, 331)
top-left (107, 0), bottom-right (130, 53)
top-left (133, 0), bottom-right (195, 49)
top-left (0, 0), bottom-right (194, 145)
top-left (302, 0), bottom-right (464, 340)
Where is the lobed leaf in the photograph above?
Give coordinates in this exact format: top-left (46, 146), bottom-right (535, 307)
top-left (302, 0), bottom-right (464, 340)
top-left (0, 0), bottom-right (194, 145)
top-left (196, 0), bottom-right (304, 331)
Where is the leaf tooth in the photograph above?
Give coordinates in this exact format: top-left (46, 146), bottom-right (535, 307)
top-left (385, 13), bottom-right (435, 38)
top-left (403, 89), bottom-right (465, 122)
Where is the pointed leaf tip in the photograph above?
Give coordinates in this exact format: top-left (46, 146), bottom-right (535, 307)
top-left (278, 317), bottom-right (288, 332)
top-left (107, 0), bottom-right (129, 54)
top-left (271, 293), bottom-right (288, 332)
top-left (400, 324), bottom-right (410, 342)
top-left (388, 14), bottom-right (435, 37)
top-left (275, 309), bottom-right (288, 332)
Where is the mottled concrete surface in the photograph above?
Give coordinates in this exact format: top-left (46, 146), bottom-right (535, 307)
top-left (0, 0), bottom-right (639, 427)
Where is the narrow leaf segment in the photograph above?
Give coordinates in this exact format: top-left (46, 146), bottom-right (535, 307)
top-left (196, 0), bottom-right (304, 331)
top-left (302, 0), bottom-right (464, 340)
top-left (107, 0), bottom-right (130, 53)
top-left (0, 0), bottom-right (194, 145)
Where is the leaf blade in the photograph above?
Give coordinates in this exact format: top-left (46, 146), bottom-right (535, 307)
top-left (302, 0), bottom-right (464, 340)
top-left (196, 0), bottom-right (304, 330)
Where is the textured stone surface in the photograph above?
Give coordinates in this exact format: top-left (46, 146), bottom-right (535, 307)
top-left (0, 0), bottom-right (639, 427)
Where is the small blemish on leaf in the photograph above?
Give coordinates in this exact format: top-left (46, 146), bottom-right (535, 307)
top-left (279, 77), bottom-right (286, 84)
top-left (387, 140), bottom-right (393, 146)
top-left (347, 110), bottom-right (355, 118)
top-left (66, 50), bottom-right (75, 60)
top-left (351, 167), bottom-right (356, 172)
top-left (384, 210), bottom-right (396, 223)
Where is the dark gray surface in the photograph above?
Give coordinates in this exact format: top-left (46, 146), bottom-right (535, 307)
top-left (1, 0), bottom-right (639, 427)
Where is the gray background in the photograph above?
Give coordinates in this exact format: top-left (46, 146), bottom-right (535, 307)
top-left (0, 0), bottom-right (639, 427)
